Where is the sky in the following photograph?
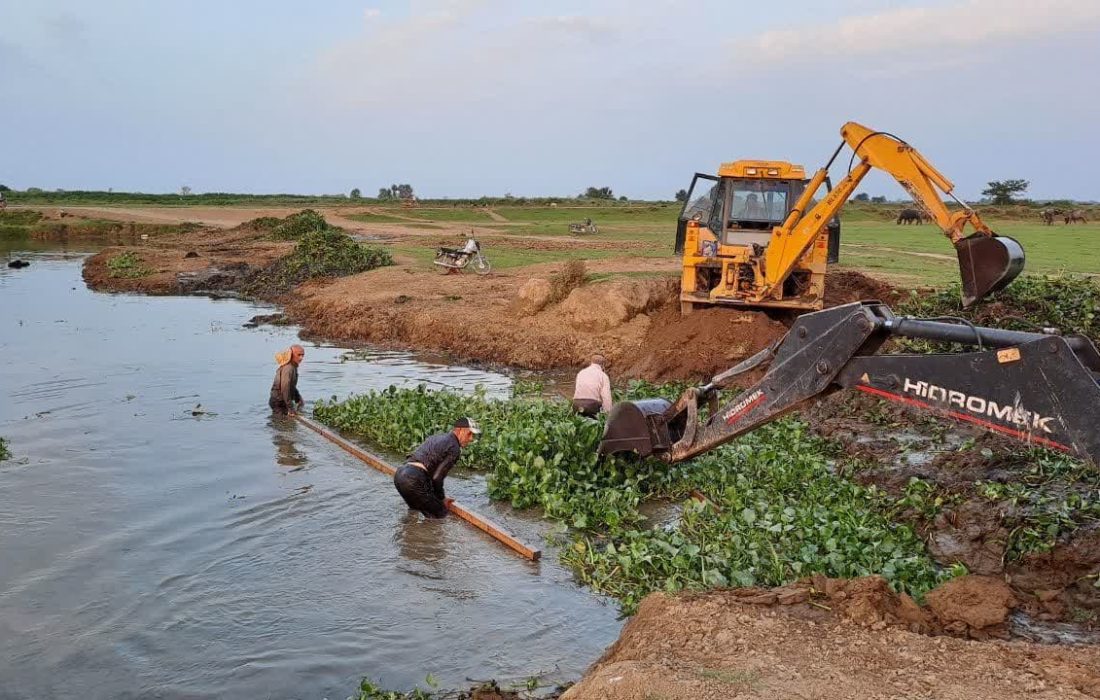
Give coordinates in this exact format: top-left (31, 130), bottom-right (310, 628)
top-left (1, 0), bottom-right (1098, 200)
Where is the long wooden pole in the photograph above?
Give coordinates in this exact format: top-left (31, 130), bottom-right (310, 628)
top-left (294, 414), bottom-right (541, 561)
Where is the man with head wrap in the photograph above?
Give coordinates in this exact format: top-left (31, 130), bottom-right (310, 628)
top-left (269, 344), bottom-right (305, 415)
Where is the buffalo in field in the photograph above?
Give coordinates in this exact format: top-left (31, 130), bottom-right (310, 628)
top-left (896, 208), bottom-right (922, 225)
top-left (1065, 210), bottom-right (1088, 224)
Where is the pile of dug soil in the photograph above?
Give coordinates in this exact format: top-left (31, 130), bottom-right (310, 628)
top-left (824, 269), bottom-right (906, 306)
top-left (616, 270), bottom-right (899, 383)
top-left (564, 577), bottom-right (1100, 700)
top-left (616, 303), bottom-right (787, 383)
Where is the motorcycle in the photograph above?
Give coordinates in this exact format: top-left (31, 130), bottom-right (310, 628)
top-left (433, 238), bottom-right (491, 275)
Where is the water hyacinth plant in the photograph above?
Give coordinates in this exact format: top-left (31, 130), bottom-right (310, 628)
top-left (314, 383), bottom-right (948, 613)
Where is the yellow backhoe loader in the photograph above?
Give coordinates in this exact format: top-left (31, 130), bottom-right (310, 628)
top-left (675, 121), bottom-right (1024, 312)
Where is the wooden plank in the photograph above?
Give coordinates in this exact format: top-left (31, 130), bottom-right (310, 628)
top-left (295, 415), bottom-right (541, 561)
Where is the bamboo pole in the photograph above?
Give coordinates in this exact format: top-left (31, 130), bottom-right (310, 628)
top-left (295, 414), bottom-right (541, 561)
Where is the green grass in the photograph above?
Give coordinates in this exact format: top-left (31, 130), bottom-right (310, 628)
top-left (106, 251), bottom-right (152, 278)
top-left (346, 212), bottom-right (422, 224)
top-left (396, 208), bottom-right (497, 223)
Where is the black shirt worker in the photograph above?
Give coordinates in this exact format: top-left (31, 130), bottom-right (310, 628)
top-left (393, 417), bottom-right (481, 518)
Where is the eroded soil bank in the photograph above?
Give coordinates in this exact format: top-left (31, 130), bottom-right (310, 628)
top-left (564, 578), bottom-right (1100, 700)
top-left (81, 218), bottom-right (895, 382)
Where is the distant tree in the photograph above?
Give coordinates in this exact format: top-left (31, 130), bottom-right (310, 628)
top-left (618, 195), bottom-right (627, 201)
top-left (180, 185), bottom-right (192, 196)
top-left (350, 188), bottom-right (361, 199)
top-left (981, 179), bottom-right (1029, 205)
top-left (0, 184), bottom-right (11, 192)
top-left (674, 189), bottom-right (688, 203)
top-left (582, 186), bottom-right (614, 200)
top-left (377, 184), bottom-right (415, 200)
top-left (870, 195), bottom-right (887, 204)
top-left (26, 187), bottom-right (43, 194)
top-left (853, 192), bottom-right (870, 202)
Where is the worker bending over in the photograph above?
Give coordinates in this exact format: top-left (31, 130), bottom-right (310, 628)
top-left (394, 417), bottom-right (481, 518)
top-left (572, 354), bottom-right (612, 417)
top-left (270, 345), bottom-right (305, 415)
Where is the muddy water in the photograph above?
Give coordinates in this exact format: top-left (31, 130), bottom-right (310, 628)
top-left (0, 250), bottom-right (621, 699)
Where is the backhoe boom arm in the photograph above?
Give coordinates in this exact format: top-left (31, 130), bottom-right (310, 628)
top-left (762, 122), bottom-right (1023, 307)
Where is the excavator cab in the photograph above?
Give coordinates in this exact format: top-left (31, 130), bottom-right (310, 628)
top-left (676, 161), bottom-right (841, 313)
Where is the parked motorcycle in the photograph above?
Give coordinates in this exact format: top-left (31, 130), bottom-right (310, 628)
top-left (433, 238), bottom-right (491, 275)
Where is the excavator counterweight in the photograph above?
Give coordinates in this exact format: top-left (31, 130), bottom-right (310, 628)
top-left (599, 303), bottom-right (1100, 466)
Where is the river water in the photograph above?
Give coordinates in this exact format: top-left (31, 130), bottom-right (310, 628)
top-left (0, 248), bottom-right (621, 699)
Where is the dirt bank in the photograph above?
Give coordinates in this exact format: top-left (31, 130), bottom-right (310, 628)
top-left (79, 211), bottom-right (902, 382)
top-left (565, 577), bottom-right (1100, 700)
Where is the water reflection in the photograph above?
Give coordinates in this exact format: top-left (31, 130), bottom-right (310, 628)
top-left (268, 415), bottom-right (309, 469)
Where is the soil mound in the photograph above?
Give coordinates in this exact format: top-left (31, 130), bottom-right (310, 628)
top-left (564, 578), bottom-right (1100, 700)
top-left (617, 303), bottom-right (788, 382)
top-left (825, 269), bottom-right (906, 306)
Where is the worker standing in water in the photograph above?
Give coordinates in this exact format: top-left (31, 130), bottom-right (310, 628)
top-left (394, 418), bottom-right (480, 518)
top-left (269, 345), bottom-right (305, 415)
top-left (572, 354), bottom-right (612, 417)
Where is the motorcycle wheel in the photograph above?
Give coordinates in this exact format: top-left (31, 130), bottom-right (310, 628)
top-left (474, 257), bottom-right (492, 275)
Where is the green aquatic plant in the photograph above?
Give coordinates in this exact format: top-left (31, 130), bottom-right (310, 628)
top-left (0, 437), bottom-right (10, 461)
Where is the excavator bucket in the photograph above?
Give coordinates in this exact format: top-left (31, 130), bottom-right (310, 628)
top-left (955, 234), bottom-right (1025, 307)
top-left (598, 399), bottom-right (676, 458)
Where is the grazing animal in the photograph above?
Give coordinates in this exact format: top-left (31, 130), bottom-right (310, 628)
top-left (1065, 210), bottom-right (1088, 224)
top-left (896, 208), bottom-right (922, 225)
top-left (1040, 210), bottom-right (1056, 225)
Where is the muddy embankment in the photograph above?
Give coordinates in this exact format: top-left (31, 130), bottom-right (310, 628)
top-left (82, 215), bottom-right (897, 382)
top-left (565, 576), bottom-right (1100, 700)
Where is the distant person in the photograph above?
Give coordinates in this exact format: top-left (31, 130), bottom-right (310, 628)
top-left (572, 354), bottom-right (612, 417)
top-left (269, 345), bottom-right (305, 415)
top-left (394, 418), bottom-right (481, 518)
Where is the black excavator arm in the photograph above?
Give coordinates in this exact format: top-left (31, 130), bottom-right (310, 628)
top-left (599, 302), bottom-right (1100, 465)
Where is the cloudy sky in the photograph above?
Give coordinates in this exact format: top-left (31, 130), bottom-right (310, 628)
top-left (2, 0), bottom-right (1098, 200)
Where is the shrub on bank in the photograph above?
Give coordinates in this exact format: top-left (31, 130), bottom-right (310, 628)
top-left (106, 251), bottom-right (152, 278)
top-left (313, 385), bottom-right (945, 613)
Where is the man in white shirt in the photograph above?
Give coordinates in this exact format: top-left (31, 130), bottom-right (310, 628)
top-left (572, 354), bottom-right (612, 417)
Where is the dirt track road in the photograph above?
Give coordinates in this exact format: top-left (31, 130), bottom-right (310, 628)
top-left (20, 205), bottom-right (634, 248)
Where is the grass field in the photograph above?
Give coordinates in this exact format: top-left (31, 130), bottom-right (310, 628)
top-left (9, 201), bottom-right (1095, 287)
top-left (359, 203), bottom-right (1098, 286)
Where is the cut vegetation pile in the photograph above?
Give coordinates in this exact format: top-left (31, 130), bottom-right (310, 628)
top-left (244, 226), bottom-right (392, 298)
top-left (0, 437), bottom-right (10, 461)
